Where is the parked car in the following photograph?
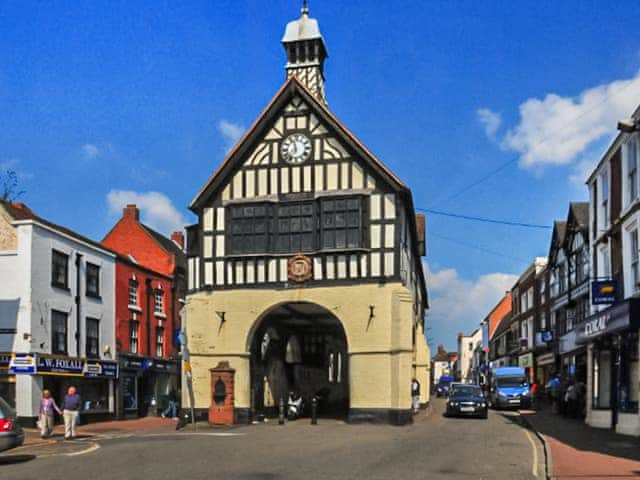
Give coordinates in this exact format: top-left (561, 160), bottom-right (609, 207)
top-left (444, 385), bottom-right (488, 419)
top-left (488, 366), bottom-right (531, 409)
top-left (435, 375), bottom-right (454, 397)
top-left (0, 396), bottom-right (24, 453)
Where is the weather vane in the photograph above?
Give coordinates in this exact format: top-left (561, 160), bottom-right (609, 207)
top-left (302, 0), bottom-right (309, 15)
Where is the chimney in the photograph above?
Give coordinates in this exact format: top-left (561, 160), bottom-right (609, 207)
top-left (123, 204), bottom-right (139, 221)
top-left (171, 231), bottom-right (185, 250)
top-left (437, 344), bottom-right (446, 355)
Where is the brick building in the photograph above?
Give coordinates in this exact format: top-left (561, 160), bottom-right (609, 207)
top-left (102, 204), bottom-right (186, 418)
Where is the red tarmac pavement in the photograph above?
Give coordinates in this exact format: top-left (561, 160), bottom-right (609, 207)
top-left (521, 407), bottom-right (640, 479)
top-left (23, 416), bottom-right (178, 445)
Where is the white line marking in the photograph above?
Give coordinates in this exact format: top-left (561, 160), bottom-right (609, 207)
top-left (140, 432), bottom-right (246, 438)
top-left (66, 443), bottom-right (100, 456)
top-left (524, 429), bottom-right (539, 478)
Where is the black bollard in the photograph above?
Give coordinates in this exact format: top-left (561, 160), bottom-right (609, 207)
top-left (278, 398), bottom-right (285, 425)
top-left (311, 396), bottom-right (318, 425)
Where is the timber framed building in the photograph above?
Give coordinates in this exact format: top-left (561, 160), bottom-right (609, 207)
top-left (183, 5), bottom-right (429, 425)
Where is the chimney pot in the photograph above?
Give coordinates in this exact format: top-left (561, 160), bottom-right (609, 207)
top-left (171, 231), bottom-right (185, 250)
top-left (123, 204), bottom-right (140, 221)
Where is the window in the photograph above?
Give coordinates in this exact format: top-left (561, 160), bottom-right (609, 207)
top-left (601, 172), bottom-right (609, 227)
top-left (156, 327), bottom-right (164, 357)
top-left (226, 197), bottom-right (365, 255)
top-left (129, 320), bottom-right (139, 354)
top-left (228, 204), bottom-right (269, 254)
top-left (539, 278), bottom-right (546, 305)
top-left (550, 311), bottom-right (556, 330)
top-left (540, 312), bottom-right (547, 330)
top-left (51, 250), bottom-right (69, 289)
top-left (321, 198), bottom-right (363, 250)
top-left (276, 203), bottom-right (315, 253)
top-left (601, 245), bottom-right (611, 279)
top-left (632, 229), bottom-right (639, 290)
top-left (128, 280), bottom-right (138, 307)
top-left (575, 247), bottom-right (589, 284)
top-left (558, 264), bottom-right (567, 294)
top-left (86, 317), bottom-right (99, 358)
top-left (86, 263), bottom-right (100, 297)
top-left (51, 310), bottom-right (68, 355)
top-left (154, 290), bottom-right (164, 314)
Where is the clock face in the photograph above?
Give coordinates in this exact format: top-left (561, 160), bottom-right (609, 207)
top-left (281, 133), bottom-right (312, 164)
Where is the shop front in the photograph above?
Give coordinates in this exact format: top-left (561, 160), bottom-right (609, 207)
top-left (7, 353), bottom-right (117, 425)
top-left (518, 352), bottom-right (535, 382)
top-left (118, 354), bottom-right (179, 419)
top-left (0, 353), bottom-right (15, 408)
top-left (535, 352), bottom-right (556, 389)
top-left (578, 299), bottom-right (640, 435)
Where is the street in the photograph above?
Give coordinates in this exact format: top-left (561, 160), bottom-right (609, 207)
top-left (0, 400), bottom-right (544, 480)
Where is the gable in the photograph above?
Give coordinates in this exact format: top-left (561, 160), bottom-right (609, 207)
top-left (190, 78), bottom-right (407, 212)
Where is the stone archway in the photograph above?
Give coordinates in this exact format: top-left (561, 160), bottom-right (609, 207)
top-left (248, 302), bottom-right (349, 419)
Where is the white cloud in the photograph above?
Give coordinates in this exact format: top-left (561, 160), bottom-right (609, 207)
top-left (81, 144), bottom-right (100, 160)
top-left (569, 157), bottom-right (599, 188)
top-left (499, 70), bottom-right (640, 168)
top-left (425, 263), bottom-right (517, 350)
top-left (218, 120), bottom-right (245, 151)
top-left (477, 108), bottom-right (502, 140)
top-left (107, 190), bottom-right (187, 234)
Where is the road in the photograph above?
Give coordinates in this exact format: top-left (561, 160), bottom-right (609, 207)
top-left (1, 399), bottom-right (544, 480)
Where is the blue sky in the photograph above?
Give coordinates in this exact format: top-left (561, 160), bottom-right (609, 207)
top-left (2, 1), bottom-right (640, 351)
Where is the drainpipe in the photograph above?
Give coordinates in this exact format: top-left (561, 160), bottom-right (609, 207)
top-left (145, 278), bottom-right (152, 356)
top-left (75, 253), bottom-right (83, 357)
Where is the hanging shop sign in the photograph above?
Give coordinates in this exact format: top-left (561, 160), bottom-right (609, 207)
top-left (591, 280), bottom-right (617, 305)
top-left (518, 353), bottom-right (534, 368)
top-left (9, 353), bottom-right (36, 374)
top-left (84, 360), bottom-right (119, 379)
top-left (576, 299), bottom-right (640, 344)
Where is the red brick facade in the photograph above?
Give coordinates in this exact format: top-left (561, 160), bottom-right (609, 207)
top-left (114, 258), bottom-right (175, 357)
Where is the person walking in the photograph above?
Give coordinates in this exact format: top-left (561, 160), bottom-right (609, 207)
top-left (548, 374), bottom-right (561, 414)
top-left (530, 379), bottom-right (539, 410)
top-left (62, 386), bottom-right (82, 440)
top-left (411, 378), bottom-right (421, 414)
top-left (38, 389), bottom-right (62, 438)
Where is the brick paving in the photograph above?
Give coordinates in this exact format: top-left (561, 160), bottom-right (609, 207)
top-left (521, 407), bottom-right (640, 479)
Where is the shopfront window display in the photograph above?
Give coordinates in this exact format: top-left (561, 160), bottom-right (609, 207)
top-left (43, 377), bottom-right (111, 416)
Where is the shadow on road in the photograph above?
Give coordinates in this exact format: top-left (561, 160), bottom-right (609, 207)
top-left (517, 408), bottom-right (640, 464)
top-left (0, 454), bottom-right (36, 465)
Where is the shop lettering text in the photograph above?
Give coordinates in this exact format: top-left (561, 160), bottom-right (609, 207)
top-left (584, 314), bottom-right (609, 337)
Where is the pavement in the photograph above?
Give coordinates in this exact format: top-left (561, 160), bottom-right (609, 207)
top-left (0, 399), bottom-right (544, 480)
top-left (520, 405), bottom-right (640, 479)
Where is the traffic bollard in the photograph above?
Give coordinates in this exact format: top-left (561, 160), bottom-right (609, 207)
top-left (311, 396), bottom-right (318, 425)
top-left (278, 398), bottom-right (285, 425)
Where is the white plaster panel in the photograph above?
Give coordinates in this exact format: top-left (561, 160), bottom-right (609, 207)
top-left (233, 172), bottom-right (243, 199)
top-left (341, 163), bottom-right (350, 190)
top-left (315, 165), bottom-right (324, 191)
top-left (216, 235), bottom-right (225, 257)
top-left (291, 167), bottom-right (301, 193)
top-left (203, 236), bottom-right (213, 259)
top-left (257, 260), bottom-right (265, 283)
top-left (303, 166), bottom-right (312, 192)
top-left (385, 225), bottom-right (395, 248)
top-left (280, 167), bottom-right (290, 194)
top-left (279, 259), bottom-right (288, 282)
top-left (215, 261), bottom-right (225, 286)
top-left (216, 208), bottom-right (225, 231)
top-left (246, 261), bottom-right (255, 284)
top-left (384, 253), bottom-right (395, 276)
top-left (370, 225), bottom-right (381, 249)
top-left (245, 170), bottom-right (255, 198)
top-left (270, 169), bottom-right (278, 194)
top-left (268, 259), bottom-right (277, 283)
top-left (325, 257), bottom-right (335, 279)
top-left (204, 262), bottom-right (213, 285)
top-left (313, 257), bottom-right (323, 280)
top-left (352, 163), bottom-right (364, 190)
top-left (371, 253), bottom-right (381, 277)
top-left (370, 195), bottom-right (382, 220)
top-left (235, 262), bottom-right (244, 285)
top-left (349, 255), bottom-right (358, 279)
top-left (327, 164), bottom-right (338, 190)
top-left (203, 208), bottom-right (214, 232)
top-left (360, 254), bottom-right (368, 277)
top-left (384, 194), bottom-right (396, 219)
top-left (258, 169), bottom-right (268, 196)
top-left (337, 255), bottom-right (347, 279)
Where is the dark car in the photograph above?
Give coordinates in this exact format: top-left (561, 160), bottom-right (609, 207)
top-left (445, 385), bottom-right (488, 419)
top-left (0, 396), bottom-right (24, 453)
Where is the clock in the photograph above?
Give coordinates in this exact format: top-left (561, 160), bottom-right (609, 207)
top-left (281, 133), bottom-right (312, 164)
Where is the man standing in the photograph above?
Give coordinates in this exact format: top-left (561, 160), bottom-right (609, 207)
top-left (411, 378), bottom-right (421, 414)
top-left (62, 386), bottom-right (82, 440)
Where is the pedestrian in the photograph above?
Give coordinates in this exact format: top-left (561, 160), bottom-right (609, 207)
top-left (530, 379), bottom-right (539, 410)
top-left (548, 374), bottom-right (560, 414)
top-left (38, 389), bottom-right (62, 438)
top-left (62, 385), bottom-right (82, 440)
top-left (566, 381), bottom-right (578, 418)
top-left (411, 378), bottom-right (421, 414)
top-left (161, 390), bottom-right (179, 419)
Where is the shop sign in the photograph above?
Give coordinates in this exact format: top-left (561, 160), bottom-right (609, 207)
top-left (542, 331), bottom-right (553, 342)
top-left (121, 357), bottom-right (145, 371)
top-left (9, 353), bottom-right (36, 374)
top-left (592, 280), bottom-right (617, 305)
top-left (36, 355), bottom-right (84, 376)
top-left (0, 353), bottom-right (13, 370)
top-left (518, 353), bottom-right (534, 368)
top-left (575, 299), bottom-right (640, 344)
top-left (84, 360), bottom-right (119, 379)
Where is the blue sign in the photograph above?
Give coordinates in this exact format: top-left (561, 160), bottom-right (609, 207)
top-left (36, 355), bottom-right (84, 376)
top-left (84, 360), bottom-right (119, 379)
top-left (592, 280), bottom-right (617, 305)
top-left (542, 331), bottom-right (553, 342)
top-left (9, 353), bottom-right (36, 374)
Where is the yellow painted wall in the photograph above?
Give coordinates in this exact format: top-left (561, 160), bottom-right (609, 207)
top-left (184, 282), bottom-right (423, 413)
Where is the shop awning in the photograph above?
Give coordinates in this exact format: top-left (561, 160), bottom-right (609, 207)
top-left (575, 299), bottom-right (640, 345)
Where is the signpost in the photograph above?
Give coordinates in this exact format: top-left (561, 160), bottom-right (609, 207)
top-left (592, 280), bottom-right (617, 305)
